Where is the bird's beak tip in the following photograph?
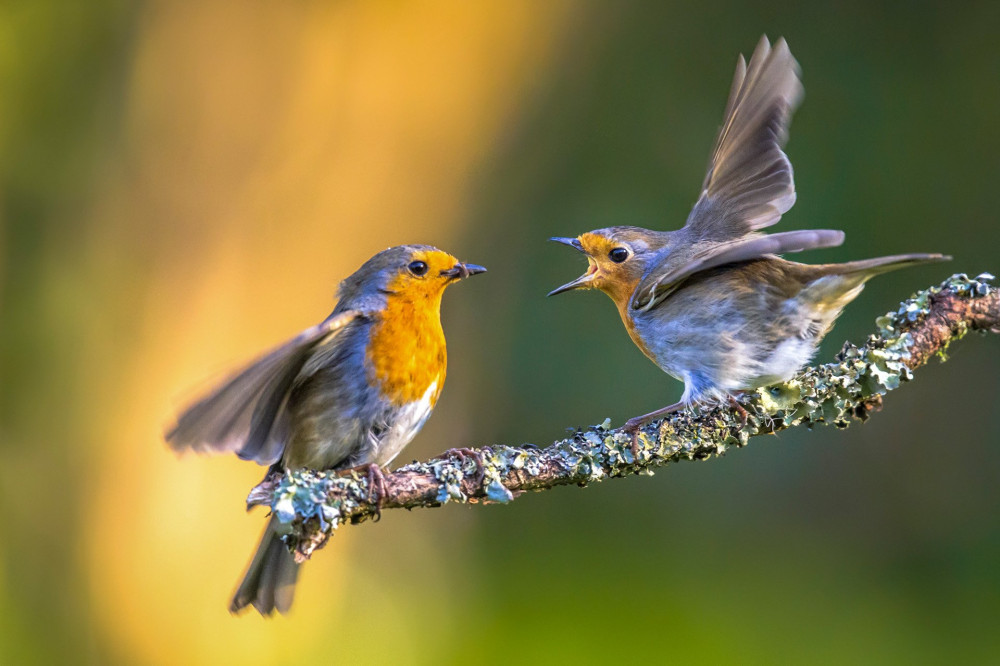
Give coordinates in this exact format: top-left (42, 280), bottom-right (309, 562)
top-left (548, 237), bottom-right (590, 295)
top-left (547, 273), bottom-right (592, 296)
top-left (549, 236), bottom-right (583, 252)
top-left (442, 262), bottom-right (487, 279)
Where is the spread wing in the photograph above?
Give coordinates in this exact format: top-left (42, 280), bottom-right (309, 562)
top-left (165, 309), bottom-right (361, 465)
top-left (683, 36), bottom-right (803, 242)
top-left (631, 229), bottom-right (844, 311)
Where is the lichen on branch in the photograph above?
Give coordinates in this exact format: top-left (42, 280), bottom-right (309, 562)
top-left (246, 272), bottom-right (998, 564)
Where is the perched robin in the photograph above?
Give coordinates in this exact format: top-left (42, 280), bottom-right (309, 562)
top-left (549, 36), bottom-right (948, 434)
top-left (167, 245), bottom-right (485, 615)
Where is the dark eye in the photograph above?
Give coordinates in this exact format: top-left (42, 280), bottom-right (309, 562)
top-left (408, 260), bottom-right (428, 276)
top-left (609, 247), bottom-right (629, 263)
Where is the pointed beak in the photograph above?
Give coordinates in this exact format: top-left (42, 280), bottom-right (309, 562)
top-left (549, 237), bottom-right (584, 252)
top-left (548, 237), bottom-right (593, 296)
top-left (440, 263), bottom-right (487, 280)
top-left (547, 271), bottom-right (595, 296)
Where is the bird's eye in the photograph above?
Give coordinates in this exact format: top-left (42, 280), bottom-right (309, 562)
top-left (407, 260), bottom-right (429, 276)
top-left (609, 247), bottom-right (629, 263)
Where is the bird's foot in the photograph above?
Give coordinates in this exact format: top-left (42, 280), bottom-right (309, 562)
top-left (246, 464), bottom-right (284, 511)
top-left (621, 417), bottom-right (649, 460)
top-left (363, 463), bottom-right (389, 521)
top-left (444, 447), bottom-right (486, 484)
top-left (621, 401), bottom-right (686, 460)
top-left (728, 395), bottom-right (749, 429)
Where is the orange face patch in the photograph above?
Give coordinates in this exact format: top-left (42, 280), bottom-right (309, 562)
top-left (391, 249), bottom-right (462, 296)
top-left (365, 250), bottom-right (459, 406)
top-left (576, 233), bottom-right (644, 307)
top-left (578, 232), bottom-right (619, 259)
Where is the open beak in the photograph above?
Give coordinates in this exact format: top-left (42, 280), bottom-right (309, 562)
top-left (549, 236), bottom-right (584, 252)
top-left (548, 236), bottom-right (594, 296)
top-left (547, 271), bottom-right (595, 296)
top-left (440, 263), bottom-right (487, 280)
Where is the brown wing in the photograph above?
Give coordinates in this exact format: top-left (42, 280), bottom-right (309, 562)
top-left (683, 36), bottom-right (803, 242)
top-left (631, 229), bottom-right (845, 311)
top-left (165, 309), bottom-right (361, 465)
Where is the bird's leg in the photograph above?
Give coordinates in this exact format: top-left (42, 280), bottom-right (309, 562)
top-left (622, 401), bottom-right (686, 459)
top-left (246, 463), bottom-right (285, 511)
top-left (443, 447), bottom-right (486, 484)
top-left (363, 463), bottom-right (389, 521)
top-left (623, 401), bottom-right (687, 432)
top-left (728, 394), bottom-right (749, 428)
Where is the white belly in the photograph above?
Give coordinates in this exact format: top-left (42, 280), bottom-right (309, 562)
top-left (373, 378), bottom-right (438, 467)
top-left (750, 336), bottom-right (816, 387)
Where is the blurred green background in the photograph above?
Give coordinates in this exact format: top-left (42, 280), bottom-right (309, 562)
top-left (2, 1), bottom-right (998, 663)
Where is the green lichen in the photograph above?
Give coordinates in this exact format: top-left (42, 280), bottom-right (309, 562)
top-left (743, 271), bottom-right (993, 430)
top-left (268, 272), bottom-right (995, 561)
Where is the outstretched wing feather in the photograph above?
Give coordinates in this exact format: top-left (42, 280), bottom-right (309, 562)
top-left (632, 230), bottom-right (845, 311)
top-left (683, 36), bottom-right (803, 241)
top-left (165, 309), bottom-right (361, 464)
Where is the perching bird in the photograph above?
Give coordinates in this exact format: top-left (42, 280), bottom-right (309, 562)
top-left (167, 245), bottom-right (485, 615)
top-left (548, 36), bottom-right (948, 432)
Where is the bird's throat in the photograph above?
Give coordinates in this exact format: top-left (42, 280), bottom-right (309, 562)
top-left (617, 302), bottom-right (656, 362)
top-left (366, 287), bottom-right (447, 407)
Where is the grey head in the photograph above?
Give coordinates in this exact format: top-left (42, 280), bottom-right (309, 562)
top-left (548, 226), bottom-right (675, 302)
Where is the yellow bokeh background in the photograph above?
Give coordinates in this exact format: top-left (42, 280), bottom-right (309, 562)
top-left (4, 2), bottom-right (573, 663)
top-left (94, 3), bottom-right (571, 662)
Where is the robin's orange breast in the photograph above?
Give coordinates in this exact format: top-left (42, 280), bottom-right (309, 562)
top-left (366, 278), bottom-right (447, 407)
top-left (619, 302), bottom-right (655, 362)
top-left (599, 271), bottom-right (654, 362)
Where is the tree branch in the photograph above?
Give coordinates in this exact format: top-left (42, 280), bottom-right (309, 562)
top-left (249, 272), bottom-right (999, 563)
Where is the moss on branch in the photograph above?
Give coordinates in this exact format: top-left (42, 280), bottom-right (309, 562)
top-left (246, 272), bottom-right (999, 564)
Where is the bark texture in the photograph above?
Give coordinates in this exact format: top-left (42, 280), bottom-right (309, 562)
top-left (246, 272), bottom-right (998, 563)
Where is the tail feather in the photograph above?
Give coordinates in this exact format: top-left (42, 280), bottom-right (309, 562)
top-left (828, 252), bottom-right (951, 278)
top-left (230, 516), bottom-right (300, 616)
top-left (796, 252), bottom-right (950, 321)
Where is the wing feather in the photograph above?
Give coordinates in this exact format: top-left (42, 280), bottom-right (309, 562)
top-left (631, 230), bottom-right (844, 311)
top-left (165, 309), bottom-right (361, 464)
top-left (684, 36), bottom-right (803, 241)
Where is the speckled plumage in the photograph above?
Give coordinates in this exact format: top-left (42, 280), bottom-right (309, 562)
top-left (166, 244), bottom-right (484, 615)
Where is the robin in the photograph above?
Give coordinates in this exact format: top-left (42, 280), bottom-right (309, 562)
top-left (548, 36), bottom-right (948, 436)
top-left (167, 245), bottom-right (485, 615)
